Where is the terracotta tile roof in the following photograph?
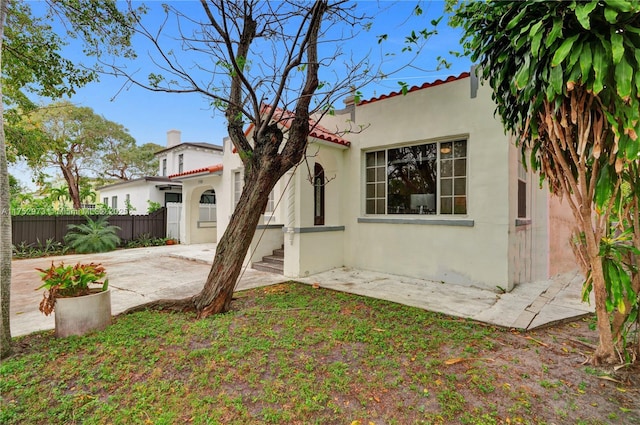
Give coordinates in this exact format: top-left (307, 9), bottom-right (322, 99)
top-left (168, 164), bottom-right (223, 179)
top-left (358, 72), bottom-right (471, 106)
top-left (242, 105), bottom-right (350, 148)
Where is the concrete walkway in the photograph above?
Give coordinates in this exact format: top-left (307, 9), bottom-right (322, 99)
top-left (10, 243), bottom-right (593, 338)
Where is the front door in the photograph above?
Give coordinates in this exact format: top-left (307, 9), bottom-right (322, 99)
top-left (314, 163), bottom-right (325, 225)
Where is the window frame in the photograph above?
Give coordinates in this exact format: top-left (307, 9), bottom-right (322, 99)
top-left (364, 138), bottom-right (468, 217)
top-left (517, 160), bottom-right (528, 220)
top-left (264, 189), bottom-right (275, 214)
top-left (233, 171), bottom-right (243, 208)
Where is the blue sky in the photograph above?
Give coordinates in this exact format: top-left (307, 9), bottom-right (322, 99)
top-left (11, 0), bottom-right (471, 187)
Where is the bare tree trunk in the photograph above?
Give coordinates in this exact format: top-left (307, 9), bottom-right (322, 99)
top-left (537, 92), bottom-right (619, 364)
top-left (0, 0), bottom-right (12, 359)
top-left (583, 213), bottom-right (617, 364)
top-left (60, 164), bottom-right (81, 209)
top-left (194, 166), bottom-right (277, 317)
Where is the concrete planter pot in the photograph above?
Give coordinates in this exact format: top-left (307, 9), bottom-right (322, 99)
top-left (54, 289), bottom-right (112, 338)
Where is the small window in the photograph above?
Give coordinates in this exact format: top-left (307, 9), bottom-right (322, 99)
top-left (103, 197), bottom-right (108, 206)
top-left (178, 154), bottom-right (184, 173)
top-left (165, 193), bottom-right (182, 203)
top-left (111, 196), bottom-right (118, 210)
top-left (233, 171), bottom-right (242, 208)
top-left (200, 190), bottom-right (216, 204)
top-left (518, 160), bottom-right (527, 219)
top-left (162, 159), bottom-right (167, 177)
top-left (264, 190), bottom-right (275, 214)
top-left (314, 163), bottom-right (325, 225)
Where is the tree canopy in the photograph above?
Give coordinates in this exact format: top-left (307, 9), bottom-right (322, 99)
top-left (8, 101), bottom-right (138, 208)
top-left (453, 0), bottom-right (640, 364)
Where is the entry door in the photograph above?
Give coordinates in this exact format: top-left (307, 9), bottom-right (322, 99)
top-left (314, 163), bottom-right (325, 225)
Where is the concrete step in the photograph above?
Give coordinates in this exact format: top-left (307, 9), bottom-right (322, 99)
top-left (273, 248), bottom-right (284, 257)
top-left (262, 255), bottom-right (284, 265)
top-left (252, 261), bottom-right (283, 275)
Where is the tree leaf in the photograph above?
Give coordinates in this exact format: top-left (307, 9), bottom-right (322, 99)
top-left (615, 56), bottom-right (632, 101)
top-left (514, 56), bottom-right (531, 90)
top-left (635, 49), bottom-right (640, 93)
top-left (610, 31), bottom-right (624, 64)
top-left (545, 18), bottom-right (563, 48)
top-left (595, 163), bottom-right (612, 208)
top-left (551, 34), bottom-right (580, 66)
top-left (592, 42), bottom-right (607, 94)
top-left (579, 43), bottom-right (593, 81)
top-left (575, 1), bottom-right (598, 29)
top-left (604, 5), bottom-right (620, 23)
top-left (530, 21), bottom-right (544, 57)
top-left (506, 7), bottom-right (528, 31)
top-left (550, 63), bottom-right (563, 98)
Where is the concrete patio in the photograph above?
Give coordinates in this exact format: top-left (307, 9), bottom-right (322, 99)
top-left (10, 243), bottom-right (593, 338)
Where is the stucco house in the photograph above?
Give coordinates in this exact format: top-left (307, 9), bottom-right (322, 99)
top-left (168, 71), bottom-right (577, 292)
top-left (97, 129), bottom-right (223, 216)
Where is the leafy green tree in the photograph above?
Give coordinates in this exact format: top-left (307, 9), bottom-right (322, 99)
top-left (64, 216), bottom-right (121, 253)
top-left (10, 101), bottom-right (137, 209)
top-left (453, 0), bottom-right (640, 364)
top-left (0, 0), bottom-right (137, 358)
top-left (7, 173), bottom-right (20, 197)
top-left (45, 184), bottom-right (70, 206)
top-left (100, 141), bottom-right (163, 181)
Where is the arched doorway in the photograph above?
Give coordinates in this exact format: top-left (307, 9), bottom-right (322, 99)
top-left (314, 163), bottom-right (325, 225)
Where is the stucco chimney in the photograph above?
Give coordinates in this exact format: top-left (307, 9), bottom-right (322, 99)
top-left (166, 129), bottom-right (181, 148)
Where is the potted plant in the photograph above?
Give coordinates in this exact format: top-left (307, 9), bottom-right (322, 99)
top-left (37, 261), bottom-right (112, 337)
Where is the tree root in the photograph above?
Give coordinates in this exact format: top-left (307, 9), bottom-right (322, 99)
top-left (118, 296), bottom-right (198, 316)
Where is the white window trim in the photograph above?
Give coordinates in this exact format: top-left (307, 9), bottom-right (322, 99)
top-left (363, 137), bottom-right (469, 217)
top-left (233, 169), bottom-right (243, 209)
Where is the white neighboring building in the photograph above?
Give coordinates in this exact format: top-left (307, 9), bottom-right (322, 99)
top-left (170, 71), bottom-right (578, 292)
top-left (97, 130), bottom-right (223, 214)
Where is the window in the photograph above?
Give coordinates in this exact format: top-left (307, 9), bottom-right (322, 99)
top-left (111, 196), bottom-right (118, 210)
top-left (233, 171), bottom-right (242, 208)
top-left (264, 190), bottom-right (275, 214)
top-left (103, 197), bottom-right (108, 206)
top-left (314, 163), bottom-right (325, 225)
top-left (178, 154), bottom-right (184, 173)
top-left (517, 160), bottom-right (527, 219)
top-left (200, 190), bottom-right (216, 204)
top-left (125, 194), bottom-right (131, 213)
top-left (365, 140), bottom-right (467, 215)
top-left (165, 193), bottom-right (182, 203)
top-left (162, 159), bottom-right (167, 176)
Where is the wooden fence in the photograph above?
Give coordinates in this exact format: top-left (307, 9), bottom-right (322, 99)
top-left (11, 208), bottom-right (167, 246)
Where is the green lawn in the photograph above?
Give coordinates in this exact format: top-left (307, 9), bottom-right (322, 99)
top-left (1, 282), bottom-right (637, 424)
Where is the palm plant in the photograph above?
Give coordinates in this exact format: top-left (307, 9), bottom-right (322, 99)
top-left (64, 216), bottom-right (121, 253)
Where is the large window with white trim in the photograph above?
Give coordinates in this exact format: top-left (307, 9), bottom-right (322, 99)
top-left (365, 139), bottom-right (467, 215)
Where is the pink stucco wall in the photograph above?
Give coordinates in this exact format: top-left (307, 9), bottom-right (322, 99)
top-left (548, 195), bottom-right (580, 276)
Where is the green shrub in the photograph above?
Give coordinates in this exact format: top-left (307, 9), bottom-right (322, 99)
top-left (125, 233), bottom-right (168, 248)
top-left (64, 216), bottom-right (121, 253)
top-left (12, 238), bottom-right (69, 259)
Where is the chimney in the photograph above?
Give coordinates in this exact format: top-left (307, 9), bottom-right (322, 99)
top-left (167, 129), bottom-right (181, 148)
top-left (342, 86), bottom-right (356, 122)
top-left (343, 86), bottom-right (356, 107)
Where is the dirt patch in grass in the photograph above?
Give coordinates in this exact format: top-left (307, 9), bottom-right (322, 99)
top-left (2, 282), bottom-right (639, 424)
